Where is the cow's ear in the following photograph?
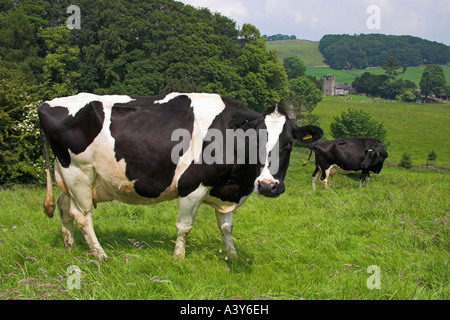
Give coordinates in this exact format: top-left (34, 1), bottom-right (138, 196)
top-left (292, 123), bottom-right (324, 143)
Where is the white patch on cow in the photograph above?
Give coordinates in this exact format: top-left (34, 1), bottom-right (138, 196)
top-left (154, 92), bottom-right (182, 105)
top-left (328, 164), bottom-right (355, 176)
top-left (322, 164), bottom-right (355, 188)
top-left (46, 92), bottom-right (133, 117)
top-left (255, 109), bottom-right (286, 190)
top-left (157, 93), bottom-right (226, 189)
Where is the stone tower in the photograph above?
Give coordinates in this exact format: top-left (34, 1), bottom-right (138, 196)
top-left (323, 74), bottom-right (335, 96)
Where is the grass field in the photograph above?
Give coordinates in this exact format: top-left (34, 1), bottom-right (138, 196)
top-left (1, 149), bottom-right (449, 300)
top-left (267, 39), bottom-right (326, 67)
top-left (1, 97), bottom-right (449, 301)
top-left (313, 96), bottom-right (450, 167)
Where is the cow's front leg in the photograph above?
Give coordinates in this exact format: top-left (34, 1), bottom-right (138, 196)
top-left (174, 186), bottom-right (208, 259)
top-left (360, 172), bottom-right (369, 188)
top-left (215, 211), bottom-right (237, 260)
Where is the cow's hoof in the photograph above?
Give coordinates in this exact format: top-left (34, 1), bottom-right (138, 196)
top-left (173, 253), bottom-right (186, 261)
top-left (226, 251), bottom-right (238, 260)
top-left (92, 249), bottom-right (108, 261)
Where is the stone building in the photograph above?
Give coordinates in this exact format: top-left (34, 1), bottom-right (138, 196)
top-left (323, 74), bottom-right (336, 96)
top-left (323, 74), bottom-right (354, 96)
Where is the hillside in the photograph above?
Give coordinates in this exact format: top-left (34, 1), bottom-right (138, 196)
top-left (267, 39), bottom-right (326, 66)
top-left (269, 38), bottom-right (450, 86)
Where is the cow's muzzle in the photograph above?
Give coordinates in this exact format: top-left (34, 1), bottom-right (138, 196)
top-left (257, 179), bottom-right (283, 198)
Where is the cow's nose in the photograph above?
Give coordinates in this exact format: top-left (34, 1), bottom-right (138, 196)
top-left (257, 179), bottom-right (279, 197)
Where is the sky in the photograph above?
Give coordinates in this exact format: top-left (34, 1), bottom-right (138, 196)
top-left (178, 0), bottom-right (450, 45)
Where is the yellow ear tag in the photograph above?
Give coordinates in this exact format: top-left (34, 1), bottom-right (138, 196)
top-left (303, 134), bottom-right (313, 140)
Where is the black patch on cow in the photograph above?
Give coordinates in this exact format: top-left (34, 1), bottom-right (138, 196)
top-left (38, 101), bottom-right (105, 168)
top-left (110, 94), bottom-right (194, 199)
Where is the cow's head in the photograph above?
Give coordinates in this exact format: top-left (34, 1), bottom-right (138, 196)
top-left (231, 106), bottom-right (323, 198)
top-left (362, 142), bottom-right (388, 174)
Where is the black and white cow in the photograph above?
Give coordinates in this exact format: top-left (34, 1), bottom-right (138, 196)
top-left (303, 138), bottom-right (388, 189)
top-left (38, 92), bottom-right (323, 260)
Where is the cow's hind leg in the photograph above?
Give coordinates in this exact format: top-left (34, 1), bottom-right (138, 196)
top-left (58, 193), bottom-right (74, 250)
top-left (61, 168), bottom-right (107, 260)
top-left (174, 185), bottom-right (209, 260)
top-left (215, 211), bottom-right (237, 259)
top-left (312, 167), bottom-right (321, 190)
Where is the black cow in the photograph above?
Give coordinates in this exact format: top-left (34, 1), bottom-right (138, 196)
top-left (38, 92), bottom-right (323, 260)
top-left (303, 138), bottom-right (388, 189)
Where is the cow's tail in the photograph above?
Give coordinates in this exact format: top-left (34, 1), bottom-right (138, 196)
top-left (40, 127), bottom-right (55, 218)
top-left (302, 147), bottom-right (315, 167)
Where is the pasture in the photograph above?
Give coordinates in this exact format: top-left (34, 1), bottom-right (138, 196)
top-left (1, 97), bottom-right (449, 300)
top-left (267, 39), bottom-right (327, 67)
top-left (313, 96), bottom-right (450, 167)
top-left (0, 147), bottom-right (448, 300)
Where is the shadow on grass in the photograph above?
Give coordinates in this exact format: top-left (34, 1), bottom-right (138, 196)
top-left (49, 224), bottom-right (255, 272)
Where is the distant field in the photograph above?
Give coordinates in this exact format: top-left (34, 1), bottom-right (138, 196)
top-left (313, 96), bottom-right (450, 167)
top-left (305, 65), bottom-right (450, 86)
top-left (267, 40), bottom-right (326, 66)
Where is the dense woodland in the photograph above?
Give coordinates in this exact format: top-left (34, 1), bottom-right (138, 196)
top-left (319, 34), bottom-right (450, 70)
top-left (0, 0), bottom-right (322, 185)
top-left (0, 0), bottom-right (291, 107)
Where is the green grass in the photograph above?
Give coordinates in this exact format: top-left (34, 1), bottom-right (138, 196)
top-left (313, 96), bottom-right (450, 167)
top-left (1, 148), bottom-right (448, 300)
top-left (267, 40), bottom-right (326, 67)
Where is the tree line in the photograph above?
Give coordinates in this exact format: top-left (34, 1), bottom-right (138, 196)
top-left (319, 34), bottom-right (450, 70)
top-left (264, 34), bottom-right (297, 42)
top-left (352, 57), bottom-right (448, 102)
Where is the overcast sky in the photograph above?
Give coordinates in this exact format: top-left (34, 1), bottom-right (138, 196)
top-left (178, 0), bottom-right (450, 45)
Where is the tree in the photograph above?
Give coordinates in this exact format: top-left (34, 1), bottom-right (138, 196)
top-left (383, 57), bottom-right (406, 79)
top-left (283, 56), bottom-right (305, 79)
top-left (330, 108), bottom-right (388, 148)
top-left (0, 62), bottom-right (42, 185)
top-left (352, 72), bottom-right (388, 97)
top-left (420, 65), bottom-right (447, 100)
top-left (38, 25), bottom-right (81, 100)
top-left (399, 152), bottom-right (412, 169)
top-left (237, 24), bottom-right (289, 110)
top-left (281, 76), bottom-right (322, 125)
